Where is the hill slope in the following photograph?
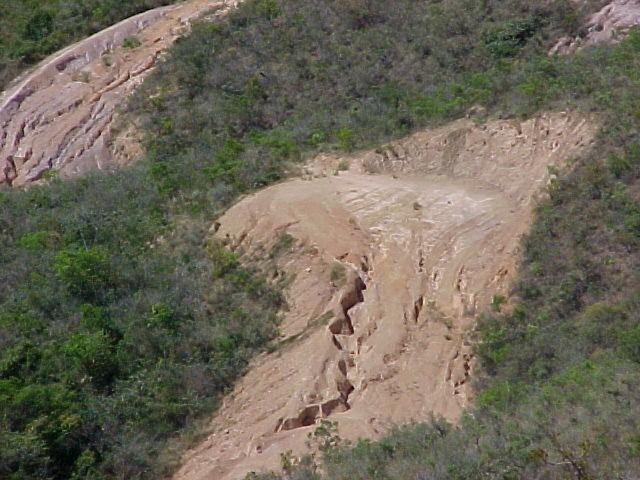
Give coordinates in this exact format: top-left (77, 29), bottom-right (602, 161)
top-left (174, 112), bottom-right (596, 480)
top-left (0, 0), bottom-right (179, 90)
top-left (1, 0), bottom-right (640, 479)
top-left (0, 0), bottom-right (233, 186)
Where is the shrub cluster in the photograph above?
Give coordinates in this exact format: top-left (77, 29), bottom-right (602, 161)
top-left (0, 168), bottom-right (282, 479)
top-left (131, 0), bottom-right (604, 201)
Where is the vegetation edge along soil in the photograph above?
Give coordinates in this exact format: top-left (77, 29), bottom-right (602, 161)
top-left (0, 0), bottom-right (180, 90)
top-left (1, 0), bottom-right (639, 479)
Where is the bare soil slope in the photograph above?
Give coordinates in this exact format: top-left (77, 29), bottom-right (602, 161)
top-left (0, 0), bottom-right (237, 186)
top-left (552, 0), bottom-right (640, 54)
top-left (173, 112), bottom-right (596, 480)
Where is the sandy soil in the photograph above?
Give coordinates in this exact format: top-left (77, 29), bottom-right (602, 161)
top-left (0, 0), bottom-right (238, 186)
top-left (173, 112), bottom-right (597, 480)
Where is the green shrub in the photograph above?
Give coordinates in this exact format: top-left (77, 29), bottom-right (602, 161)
top-left (17, 231), bottom-right (50, 251)
top-left (607, 152), bottom-right (632, 178)
top-left (121, 36), bottom-right (141, 49)
top-left (490, 294), bottom-right (507, 312)
top-left (336, 128), bottom-right (355, 151)
top-left (253, 0), bottom-right (281, 20)
top-left (329, 263), bottom-right (346, 287)
top-left (62, 331), bottom-right (118, 387)
top-left (336, 159), bottom-right (350, 172)
top-left (208, 242), bottom-right (240, 278)
top-left (23, 11), bottom-right (54, 43)
top-left (624, 206), bottom-right (640, 237)
top-left (205, 138), bottom-right (246, 188)
top-left (620, 326), bottom-right (640, 362)
top-left (54, 247), bottom-right (111, 301)
top-left (148, 303), bottom-right (178, 330)
top-left (270, 233), bottom-right (295, 259)
top-left (484, 17), bottom-right (542, 58)
top-left (0, 431), bottom-right (50, 479)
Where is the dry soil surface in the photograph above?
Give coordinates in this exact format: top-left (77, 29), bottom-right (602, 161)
top-left (0, 0), bottom-right (237, 186)
top-left (173, 112), bottom-right (597, 480)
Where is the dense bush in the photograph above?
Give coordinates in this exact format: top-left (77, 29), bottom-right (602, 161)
top-left (131, 0), bottom-right (606, 201)
top-left (0, 168), bottom-right (282, 479)
top-left (0, 0), bottom-right (178, 89)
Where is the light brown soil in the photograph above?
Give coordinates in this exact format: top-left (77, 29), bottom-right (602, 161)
top-left (173, 112), bottom-right (597, 480)
top-left (551, 0), bottom-right (640, 54)
top-left (0, 0), bottom-right (238, 186)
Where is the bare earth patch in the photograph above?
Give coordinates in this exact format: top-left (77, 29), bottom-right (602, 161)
top-left (0, 0), bottom-right (238, 186)
top-left (173, 112), bottom-right (596, 480)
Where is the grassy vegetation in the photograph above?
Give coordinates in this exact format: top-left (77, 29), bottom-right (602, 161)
top-left (122, 36), bottom-right (142, 49)
top-left (2, 0), bottom-right (640, 478)
top-left (329, 263), bottom-right (347, 288)
top-left (0, 0), bottom-right (178, 90)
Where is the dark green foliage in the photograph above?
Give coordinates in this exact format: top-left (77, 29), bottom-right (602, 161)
top-left (121, 36), bottom-right (141, 49)
top-left (484, 17), bottom-right (543, 58)
top-left (54, 247), bottom-right (112, 301)
top-left (270, 233), bottom-right (295, 259)
top-left (620, 325), bottom-right (640, 363)
top-left (0, 166), bottom-right (282, 479)
top-left (0, 0), bottom-right (178, 89)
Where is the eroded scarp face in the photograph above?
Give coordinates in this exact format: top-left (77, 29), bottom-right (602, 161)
top-left (173, 111), bottom-right (596, 480)
top-left (0, 1), bottom-right (231, 186)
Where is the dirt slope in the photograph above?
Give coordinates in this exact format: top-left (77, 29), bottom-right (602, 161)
top-left (0, 0), bottom-right (237, 186)
top-left (173, 112), bottom-right (597, 480)
top-left (551, 0), bottom-right (640, 54)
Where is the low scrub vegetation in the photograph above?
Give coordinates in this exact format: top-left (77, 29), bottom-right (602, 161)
top-left (2, 0), bottom-right (640, 478)
top-left (131, 0), bottom-right (606, 200)
top-left (0, 0), bottom-right (177, 89)
top-left (0, 167), bottom-right (282, 479)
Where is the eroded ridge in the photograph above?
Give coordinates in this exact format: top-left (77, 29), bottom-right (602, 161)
top-left (0, 0), bottom-right (237, 186)
top-left (173, 112), bottom-right (597, 480)
top-left (551, 0), bottom-right (640, 55)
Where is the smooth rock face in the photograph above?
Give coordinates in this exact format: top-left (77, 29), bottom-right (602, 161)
top-left (0, 0), bottom-right (237, 186)
top-left (551, 0), bottom-right (640, 54)
top-left (173, 112), bottom-right (597, 480)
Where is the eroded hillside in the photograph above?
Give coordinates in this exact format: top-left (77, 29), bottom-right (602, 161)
top-left (174, 112), bottom-right (596, 480)
top-left (0, 0), bottom-right (236, 186)
top-left (3, 0), bottom-right (640, 478)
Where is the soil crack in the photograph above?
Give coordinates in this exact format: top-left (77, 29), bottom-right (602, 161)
top-left (277, 263), bottom-right (366, 433)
